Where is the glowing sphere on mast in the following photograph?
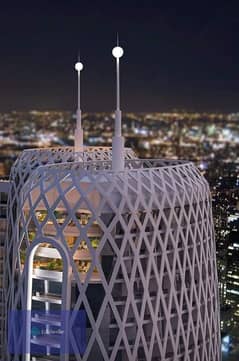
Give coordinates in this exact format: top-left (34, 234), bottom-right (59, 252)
top-left (112, 46), bottom-right (124, 58)
top-left (75, 62), bottom-right (84, 71)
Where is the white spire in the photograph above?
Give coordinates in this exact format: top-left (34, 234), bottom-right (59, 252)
top-left (74, 52), bottom-right (84, 152)
top-left (112, 35), bottom-right (125, 171)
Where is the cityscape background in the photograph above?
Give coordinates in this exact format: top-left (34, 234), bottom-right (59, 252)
top-left (0, 110), bottom-right (238, 359)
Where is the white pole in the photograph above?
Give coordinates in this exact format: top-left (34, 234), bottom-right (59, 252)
top-left (77, 70), bottom-right (81, 129)
top-left (74, 60), bottom-right (84, 152)
top-left (112, 41), bottom-right (124, 171)
top-left (116, 57), bottom-right (120, 112)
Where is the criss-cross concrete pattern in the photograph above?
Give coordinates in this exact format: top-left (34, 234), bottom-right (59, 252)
top-left (5, 146), bottom-right (136, 300)
top-left (6, 156), bottom-right (220, 361)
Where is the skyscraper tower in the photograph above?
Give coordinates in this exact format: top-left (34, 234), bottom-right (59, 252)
top-left (6, 43), bottom-right (221, 361)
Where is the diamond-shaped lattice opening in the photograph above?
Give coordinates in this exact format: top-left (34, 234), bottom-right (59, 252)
top-left (100, 198), bottom-right (116, 221)
top-left (65, 235), bottom-right (79, 249)
top-left (112, 221), bottom-right (125, 250)
top-left (95, 303), bottom-right (114, 357)
top-left (112, 265), bottom-right (128, 321)
top-left (100, 212), bottom-right (115, 230)
top-left (137, 210), bottom-right (146, 227)
top-left (139, 238), bottom-right (149, 261)
top-left (178, 232), bottom-right (184, 251)
top-left (142, 302), bottom-right (153, 343)
top-left (35, 210), bottom-right (48, 223)
top-left (42, 173), bottom-right (56, 191)
top-left (152, 341), bottom-right (161, 360)
top-left (70, 309), bottom-right (87, 357)
top-left (86, 281), bottom-right (105, 321)
top-left (144, 215), bottom-right (155, 234)
top-left (27, 230), bottom-right (36, 243)
top-left (175, 270), bottom-right (182, 304)
top-left (19, 238), bottom-right (28, 267)
top-left (70, 301), bottom-right (94, 356)
top-left (74, 257), bottom-right (92, 283)
top-left (174, 204), bottom-right (181, 219)
top-left (114, 342), bottom-right (128, 361)
top-left (153, 234), bottom-right (162, 252)
top-left (104, 304), bottom-right (120, 358)
top-left (181, 312), bottom-right (189, 335)
top-left (162, 272), bottom-right (171, 304)
top-left (54, 210), bottom-right (69, 225)
top-left (42, 184), bottom-right (60, 208)
top-left (100, 240), bottom-right (116, 284)
top-left (86, 189), bottom-right (102, 211)
top-left (133, 270), bottom-right (145, 314)
top-left (137, 345), bottom-right (147, 361)
top-left (87, 218), bottom-right (102, 249)
top-left (63, 218), bottom-right (81, 249)
top-left (148, 272), bottom-right (158, 307)
top-left (74, 239), bottom-right (100, 284)
top-left (179, 205), bottom-right (187, 227)
top-left (159, 213), bottom-right (168, 233)
top-left (131, 234), bottom-right (140, 251)
top-left (75, 210), bottom-right (91, 226)
top-left (87, 339), bottom-right (104, 361)
top-left (123, 240), bottom-right (134, 258)
top-left (61, 187), bottom-right (80, 210)
top-left (123, 242), bottom-right (135, 278)
top-left (124, 303), bottom-right (138, 348)
top-left (165, 337), bottom-right (175, 359)
top-left (22, 208), bottom-right (30, 224)
top-left (188, 330), bottom-right (195, 351)
top-left (29, 184), bottom-right (41, 205)
top-left (166, 233), bottom-right (175, 252)
top-left (42, 223), bottom-right (57, 237)
top-left (185, 266), bottom-right (192, 292)
top-left (177, 333), bottom-right (186, 356)
top-left (127, 214), bottom-right (139, 239)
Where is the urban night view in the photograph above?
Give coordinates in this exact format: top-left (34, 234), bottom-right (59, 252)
top-left (0, 1), bottom-right (238, 361)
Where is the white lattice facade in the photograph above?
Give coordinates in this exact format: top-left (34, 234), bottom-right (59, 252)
top-left (6, 153), bottom-right (221, 361)
top-left (6, 146), bottom-right (136, 317)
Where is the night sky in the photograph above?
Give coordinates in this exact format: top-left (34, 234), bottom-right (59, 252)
top-left (0, 1), bottom-right (239, 112)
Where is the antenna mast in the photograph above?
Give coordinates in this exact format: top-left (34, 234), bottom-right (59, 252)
top-left (74, 53), bottom-right (84, 152)
top-left (112, 36), bottom-right (124, 171)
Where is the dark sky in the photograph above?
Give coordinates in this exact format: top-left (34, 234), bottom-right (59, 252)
top-left (0, 0), bottom-right (239, 112)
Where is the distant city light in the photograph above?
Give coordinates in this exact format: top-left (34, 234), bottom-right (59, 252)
top-left (221, 335), bottom-right (230, 353)
top-left (228, 213), bottom-right (239, 223)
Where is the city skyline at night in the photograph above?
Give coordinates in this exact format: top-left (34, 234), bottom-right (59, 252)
top-left (0, 108), bottom-right (237, 359)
